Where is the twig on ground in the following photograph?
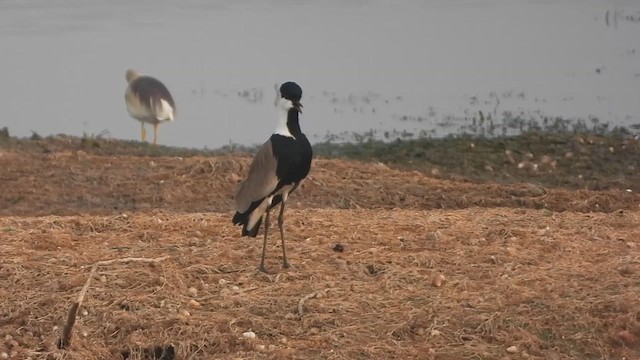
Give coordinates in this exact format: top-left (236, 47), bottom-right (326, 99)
top-left (298, 292), bottom-right (318, 317)
top-left (57, 256), bottom-right (170, 349)
top-left (298, 288), bottom-right (336, 317)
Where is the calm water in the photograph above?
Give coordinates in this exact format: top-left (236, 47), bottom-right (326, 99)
top-left (1, 0), bottom-right (639, 148)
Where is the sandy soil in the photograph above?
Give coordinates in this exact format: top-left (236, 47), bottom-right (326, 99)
top-left (1, 138), bottom-right (639, 359)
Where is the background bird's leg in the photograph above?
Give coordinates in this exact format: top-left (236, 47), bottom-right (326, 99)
top-left (153, 123), bottom-right (159, 145)
top-left (259, 208), bottom-right (271, 273)
top-left (278, 201), bottom-right (289, 268)
top-left (141, 123), bottom-right (146, 142)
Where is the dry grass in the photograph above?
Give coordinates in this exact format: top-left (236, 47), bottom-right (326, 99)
top-left (1, 209), bottom-right (640, 359)
top-left (0, 151), bottom-right (638, 216)
top-left (0, 147), bottom-right (639, 359)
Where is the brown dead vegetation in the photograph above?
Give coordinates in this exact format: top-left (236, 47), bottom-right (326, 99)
top-left (0, 142), bottom-right (639, 359)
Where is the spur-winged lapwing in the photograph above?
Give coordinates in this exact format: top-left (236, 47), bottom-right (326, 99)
top-left (232, 81), bottom-right (313, 273)
top-left (124, 69), bottom-right (176, 145)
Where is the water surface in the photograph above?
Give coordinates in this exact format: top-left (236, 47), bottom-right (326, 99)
top-left (1, 0), bottom-right (639, 147)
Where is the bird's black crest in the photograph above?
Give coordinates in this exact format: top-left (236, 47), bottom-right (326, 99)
top-left (279, 82), bottom-right (302, 102)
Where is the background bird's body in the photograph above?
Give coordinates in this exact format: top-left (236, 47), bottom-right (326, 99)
top-left (124, 69), bottom-right (176, 145)
top-left (232, 81), bottom-right (312, 273)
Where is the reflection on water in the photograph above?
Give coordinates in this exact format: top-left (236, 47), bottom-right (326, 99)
top-left (0, 0), bottom-right (639, 148)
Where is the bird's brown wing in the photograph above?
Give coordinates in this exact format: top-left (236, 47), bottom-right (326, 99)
top-left (235, 139), bottom-right (279, 213)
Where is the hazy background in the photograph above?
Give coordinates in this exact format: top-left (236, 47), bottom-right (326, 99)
top-left (0, 0), bottom-right (638, 148)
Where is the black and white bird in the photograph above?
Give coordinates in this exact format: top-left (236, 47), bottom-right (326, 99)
top-left (232, 81), bottom-right (313, 273)
top-left (124, 69), bottom-right (176, 145)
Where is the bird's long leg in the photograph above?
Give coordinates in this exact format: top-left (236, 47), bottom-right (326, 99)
top-left (278, 201), bottom-right (290, 268)
top-left (259, 207), bottom-right (271, 273)
top-left (153, 123), bottom-right (159, 145)
top-left (141, 123), bottom-right (146, 142)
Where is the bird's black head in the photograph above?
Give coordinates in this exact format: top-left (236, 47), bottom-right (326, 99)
top-left (279, 81), bottom-right (303, 112)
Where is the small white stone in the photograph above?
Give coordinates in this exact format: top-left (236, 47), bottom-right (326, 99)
top-left (506, 345), bottom-right (518, 353)
top-left (231, 285), bottom-right (239, 291)
top-left (430, 329), bottom-right (441, 337)
top-left (255, 344), bottom-right (265, 351)
top-left (242, 331), bottom-right (256, 339)
top-left (0, 352), bottom-right (8, 359)
top-left (218, 279), bottom-right (227, 285)
top-left (81, 309), bottom-right (88, 316)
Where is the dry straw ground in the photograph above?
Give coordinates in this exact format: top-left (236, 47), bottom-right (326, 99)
top-left (1, 139), bottom-right (640, 359)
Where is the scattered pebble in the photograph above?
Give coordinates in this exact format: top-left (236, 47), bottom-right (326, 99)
top-left (99, 275), bottom-right (107, 283)
top-left (81, 309), bottom-right (88, 316)
top-left (279, 337), bottom-right (288, 344)
top-left (268, 344), bottom-right (276, 350)
top-left (187, 287), bottom-right (198, 297)
top-left (430, 329), bottom-right (442, 337)
top-left (231, 285), bottom-right (239, 292)
top-left (254, 344), bottom-right (265, 351)
top-left (242, 331), bottom-right (256, 339)
top-left (0, 352), bottom-right (7, 359)
top-left (188, 299), bottom-right (201, 308)
top-left (52, 326), bottom-right (59, 331)
top-left (332, 244), bottom-right (344, 252)
top-left (81, 330), bottom-right (88, 337)
top-left (178, 309), bottom-right (191, 317)
top-left (218, 279), bottom-right (227, 285)
top-left (506, 345), bottom-right (518, 353)
top-left (431, 273), bottom-right (446, 287)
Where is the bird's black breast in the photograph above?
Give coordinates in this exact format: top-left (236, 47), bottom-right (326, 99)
top-left (270, 134), bottom-right (313, 185)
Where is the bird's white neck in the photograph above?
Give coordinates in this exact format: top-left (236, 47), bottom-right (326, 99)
top-left (273, 103), bottom-right (295, 138)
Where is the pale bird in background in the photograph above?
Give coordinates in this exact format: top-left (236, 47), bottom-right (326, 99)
top-left (232, 81), bottom-right (313, 273)
top-left (124, 69), bottom-right (176, 145)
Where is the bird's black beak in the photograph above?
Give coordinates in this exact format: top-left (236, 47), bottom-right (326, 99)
top-left (293, 101), bottom-right (303, 114)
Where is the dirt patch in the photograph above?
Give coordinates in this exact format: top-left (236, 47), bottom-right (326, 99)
top-left (0, 149), bottom-right (638, 217)
top-left (0, 209), bottom-right (639, 359)
top-left (0, 136), bottom-right (639, 359)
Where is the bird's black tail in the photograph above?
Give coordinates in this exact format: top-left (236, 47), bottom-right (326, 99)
top-left (232, 211), bottom-right (261, 237)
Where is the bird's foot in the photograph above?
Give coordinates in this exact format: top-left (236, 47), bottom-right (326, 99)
top-left (258, 265), bottom-right (270, 274)
top-left (282, 261), bottom-right (291, 269)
